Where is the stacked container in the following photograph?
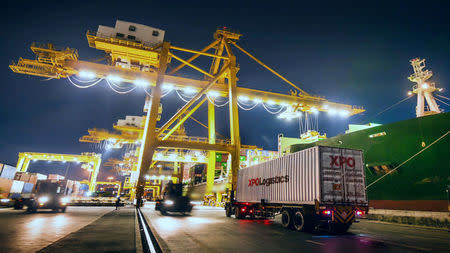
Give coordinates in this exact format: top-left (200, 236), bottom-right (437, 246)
top-left (0, 165), bottom-right (16, 180)
top-left (0, 178), bottom-right (13, 198)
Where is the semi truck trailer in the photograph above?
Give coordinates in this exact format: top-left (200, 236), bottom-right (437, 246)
top-left (225, 146), bottom-right (368, 233)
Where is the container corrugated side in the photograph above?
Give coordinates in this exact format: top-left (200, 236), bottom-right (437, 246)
top-left (0, 178), bottom-right (13, 198)
top-left (236, 146), bottom-right (320, 204)
top-left (10, 180), bottom-right (25, 193)
top-left (22, 182), bottom-right (34, 193)
top-left (0, 165), bottom-right (16, 180)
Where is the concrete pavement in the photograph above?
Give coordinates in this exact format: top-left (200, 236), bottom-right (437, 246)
top-left (38, 206), bottom-right (136, 253)
top-left (141, 204), bottom-right (450, 253)
top-left (0, 206), bottom-right (112, 252)
top-left (0, 206), bottom-right (137, 253)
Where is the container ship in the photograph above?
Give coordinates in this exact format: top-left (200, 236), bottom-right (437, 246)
top-left (288, 58), bottom-right (449, 211)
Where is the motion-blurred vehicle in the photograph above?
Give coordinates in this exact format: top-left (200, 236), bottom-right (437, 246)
top-left (25, 180), bottom-right (71, 213)
top-left (0, 198), bottom-right (13, 207)
top-left (155, 182), bottom-right (193, 215)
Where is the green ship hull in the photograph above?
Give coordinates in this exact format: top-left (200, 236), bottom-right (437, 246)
top-left (290, 112), bottom-right (450, 211)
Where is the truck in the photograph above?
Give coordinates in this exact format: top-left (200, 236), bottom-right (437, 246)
top-left (155, 182), bottom-right (193, 215)
top-left (14, 180), bottom-right (72, 213)
top-left (225, 146), bottom-right (368, 234)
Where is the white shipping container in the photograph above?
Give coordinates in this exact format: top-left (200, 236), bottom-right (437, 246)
top-left (35, 173), bottom-right (48, 180)
top-left (236, 146), bottom-right (368, 206)
top-left (10, 180), bottom-right (25, 193)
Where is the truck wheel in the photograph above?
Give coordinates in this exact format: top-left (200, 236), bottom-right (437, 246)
top-left (225, 205), bottom-right (232, 217)
top-left (234, 207), bottom-right (243, 219)
top-left (61, 207), bottom-right (67, 213)
top-left (293, 210), bottom-right (305, 231)
top-left (281, 209), bottom-right (293, 229)
top-left (160, 209), bottom-right (167, 215)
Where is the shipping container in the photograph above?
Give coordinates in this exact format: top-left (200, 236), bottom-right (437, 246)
top-left (236, 146), bottom-right (367, 205)
top-left (48, 174), bottom-right (65, 180)
top-left (0, 178), bottom-right (14, 198)
top-left (10, 180), bottom-right (25, 193)
top-left (35, 173), bottom-right (48, 181)
top-left (0, 165), bottom-right (16, 180)
top-left (22, 182), bottom-right (35, 193)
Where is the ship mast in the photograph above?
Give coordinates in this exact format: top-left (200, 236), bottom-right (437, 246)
top-left (408, 58), bottom-right (442, 117)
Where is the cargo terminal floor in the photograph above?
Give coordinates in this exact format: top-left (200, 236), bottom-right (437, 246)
top-left (141, 203), bottom-right (450, 253)
top-left (0, 205), bottom-right (448, 252)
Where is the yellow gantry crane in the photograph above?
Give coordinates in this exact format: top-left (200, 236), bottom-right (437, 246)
top-left (10, 21), bottom-right (365, 202)
top-left (16, 152), bottom-right (102, 192)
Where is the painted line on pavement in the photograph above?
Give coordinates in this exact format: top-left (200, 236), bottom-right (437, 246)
top-left (137, 208), bottom-right (158, 253)
top-left (305, 240), bottom-right (325, 246)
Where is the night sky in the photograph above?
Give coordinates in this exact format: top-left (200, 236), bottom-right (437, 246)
top-left (1, 1), bottom-right (449, 181)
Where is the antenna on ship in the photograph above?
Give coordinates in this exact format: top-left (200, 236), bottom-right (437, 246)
top-left (407, 58), bottom-right (443, 117)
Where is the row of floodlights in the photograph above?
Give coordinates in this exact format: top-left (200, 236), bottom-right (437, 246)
top-left (154, 151), bottom-right (206, 161)
top-left (79, 70), bottom-right (352, 116)
top-left (31, 158), bottom-right (94, 165)
top-left (79, 71), bottom-right (300, 106)
top-left (144, 175), bottom-right (172, 180)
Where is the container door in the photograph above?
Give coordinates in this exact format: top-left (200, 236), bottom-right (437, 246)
top-left (319, 147), bottom-right (367, 205)
top-left (341, 149), bottom-right (367, 204)
top-left (320, 147), bottom-right (346, 203)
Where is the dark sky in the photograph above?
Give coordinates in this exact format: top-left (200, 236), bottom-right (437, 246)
top-left (1, 1), bottom-right (449, 180)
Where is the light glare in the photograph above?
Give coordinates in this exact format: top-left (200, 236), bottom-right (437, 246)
top-left (208, 90), bottom-right (220, 97)
top-left (162, 83), bottom-right (174, 91)
top-left (183, 87), bottom-right (197, 94)
top-left (78, 71), bottom-right (96, 79)
top-left (107, 75), bottom-right (123, 83)
top-left (238, 96), bottom-right (249, 102)
top-left (134, 79), bottom-right (149, 87)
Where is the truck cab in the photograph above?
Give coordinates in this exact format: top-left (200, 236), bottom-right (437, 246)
top-left (155, 182), bottom-right (193, 215)
top-left (26, 181), bottom-right (70, 213)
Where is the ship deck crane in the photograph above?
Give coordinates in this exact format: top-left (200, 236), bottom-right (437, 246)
top-left (10, 22), bottom-right (365, 202)
top-left (16, 152), bottom-right (102, 192)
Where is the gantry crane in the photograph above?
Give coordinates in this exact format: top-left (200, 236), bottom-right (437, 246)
top-left (10, 21), bottom-right (365, 203)
top-left (16, 152), bottom-right (101, 192)
top-left (80, 113), bottom-right (260, 199)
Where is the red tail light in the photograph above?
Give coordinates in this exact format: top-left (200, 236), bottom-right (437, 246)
top-left (322, 210), bottom-right (332, 216)
top-left (356, 210), bottom-right (365, 216)
top-left (241, 208), bottom-right (246, 212)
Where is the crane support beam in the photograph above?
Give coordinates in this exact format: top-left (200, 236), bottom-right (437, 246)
top-left (206, 100), bottom-right (216, 195)
top-left (230, 41), bottom-right (309, 96)
top-left (169, 39), bottom-right (220, 74)
top-left (158, 139), bottom-right (232, 153)
top-left (170, 45), bottom-right (229, 60)
top-left (135, 42), bottom-right (171, 203)
top-left (169, 53), bottom-right (214, 78)
top-left (157, 63), bottom-right (231, 136)
top-left (16, 152), bottom-right (101, 192)
top-left (10, 58), bottom-right (363, 114)
top-left (227, 55), bottom-right (241, 191)
top-left (160, 97), bottom-right (208, 140)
